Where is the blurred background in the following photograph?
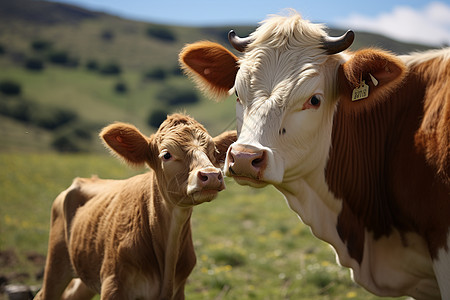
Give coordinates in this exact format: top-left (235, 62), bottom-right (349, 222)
top-left (0, 0), bottom-right (448, 299)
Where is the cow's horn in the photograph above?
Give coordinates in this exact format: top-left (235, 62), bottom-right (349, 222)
top-left (321, 30), bottom-right (355, 55)
top-left (228, 30), bottom-right (253, 52)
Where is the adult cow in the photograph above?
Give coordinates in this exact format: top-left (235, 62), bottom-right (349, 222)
top-left (35, 114), bottom-right (236, 300)
top-left (179, 11), bottom-right (450, 300)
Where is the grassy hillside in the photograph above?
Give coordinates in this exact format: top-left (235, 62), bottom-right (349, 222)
top-left (0, 59), bottom-right (236, 151)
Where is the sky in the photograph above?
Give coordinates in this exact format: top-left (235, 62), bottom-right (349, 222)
top-left (50, 0), bottom-right (450, 46)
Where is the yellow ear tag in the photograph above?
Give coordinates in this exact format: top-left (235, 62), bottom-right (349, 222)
top-left (352, 80), bottom-right (369, 101)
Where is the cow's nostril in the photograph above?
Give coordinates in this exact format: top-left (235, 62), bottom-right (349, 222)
top-left (228, 166), bottom-right (237, 175)
top-left (228, 151), bottom-right (235, 163)
top-left (251, 151), bottom-right (266, 168)
top-left (227, 145), bottom-right (268, 178)
top-left (252, 157), bottom-right (263, 167)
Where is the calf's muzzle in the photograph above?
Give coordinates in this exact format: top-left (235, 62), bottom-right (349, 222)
top-left (196, 169), bottom-right (224, 190)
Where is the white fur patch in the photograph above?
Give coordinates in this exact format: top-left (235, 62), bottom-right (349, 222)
top-left (433, 232), bottom-right (450, 299)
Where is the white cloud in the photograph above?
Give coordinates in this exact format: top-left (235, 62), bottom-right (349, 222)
top-left (334, 2), bottom-right (450, 46)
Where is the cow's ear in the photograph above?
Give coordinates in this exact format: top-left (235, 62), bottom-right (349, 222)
top-left (179, 41), bottom-right (239, 100)
top-left (213, 130), bottom-right (237, 166)
top-left (338, 48), bottom-right (407, 114)
top-left (100, 123), bottom-right (151, 166)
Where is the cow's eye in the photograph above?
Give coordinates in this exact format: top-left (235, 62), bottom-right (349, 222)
top-left (310, 95), bottom-right (321, 106)
top-left (235, 89), bottom-right (239, 97)
top-left (302, 95), bottom-right (322, 110)
top-left (162, 152), bottom-right (172, 161)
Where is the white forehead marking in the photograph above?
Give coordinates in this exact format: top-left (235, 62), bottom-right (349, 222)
top-left (235, 12), bottom-right (331, 108)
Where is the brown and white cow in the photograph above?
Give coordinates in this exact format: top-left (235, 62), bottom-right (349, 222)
top-left (179, 11), bottom-right (450, 300)
top-left (35, 114), bottom-right (236, 300)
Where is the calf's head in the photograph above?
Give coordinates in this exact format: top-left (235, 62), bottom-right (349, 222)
top-left (100, 114), bottom-right (236, 206)
top-left (180, 12), bottom-right (406, 188)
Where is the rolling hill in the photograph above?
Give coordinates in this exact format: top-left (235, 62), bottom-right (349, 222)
top-left (0, 0), bottom-right (434, 153)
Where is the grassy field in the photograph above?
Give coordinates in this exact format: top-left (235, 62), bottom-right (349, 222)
top-left (0, 153), bottom-right (407, 299)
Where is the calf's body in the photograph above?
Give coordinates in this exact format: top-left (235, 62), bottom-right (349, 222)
top-left (35, 114), bottom-right (236, 300)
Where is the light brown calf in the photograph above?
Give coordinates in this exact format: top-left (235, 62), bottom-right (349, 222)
top-left (35, 114), bottom-right (236, 300)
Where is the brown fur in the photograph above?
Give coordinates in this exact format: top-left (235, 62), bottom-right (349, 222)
top-left (328, 50), bottom-right (450, 261)
top-left (35, 114), bottom-right (236, 300)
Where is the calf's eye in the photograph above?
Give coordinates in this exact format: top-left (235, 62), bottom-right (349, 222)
top-left (162, 152), bottom-right (172, 160)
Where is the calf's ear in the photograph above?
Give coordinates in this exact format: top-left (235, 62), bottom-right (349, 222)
top-left (100, 123), bottom-right (151, 166)
top-left (338, 48), bottom-right (407, 114)
top-left (179, 41), bottom-right (239, 99)
top-left (213, 130), bottom-right (237, 166)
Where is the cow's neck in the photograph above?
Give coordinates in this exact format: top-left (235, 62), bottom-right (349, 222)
top-left (278, 90), bottom-right (395, 269)
top-left (273, 87), bottom-right (409, 270)
top-left (276, 168), bottom-right (357, 270)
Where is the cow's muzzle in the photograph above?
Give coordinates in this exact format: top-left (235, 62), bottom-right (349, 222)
top-left (225, 144), bottom-right (270, 187)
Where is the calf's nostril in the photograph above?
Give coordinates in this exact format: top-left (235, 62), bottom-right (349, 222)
top-left (198, 172), bottom-right (209, 182)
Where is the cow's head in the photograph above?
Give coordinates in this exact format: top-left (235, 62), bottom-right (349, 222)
top-left (180, 12), bottom-right (406, 189)
top-left (100, 114), bottom-right (236, 206)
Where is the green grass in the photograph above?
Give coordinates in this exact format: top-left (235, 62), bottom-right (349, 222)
top-left (0, 153), bottom-right (407, 299)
